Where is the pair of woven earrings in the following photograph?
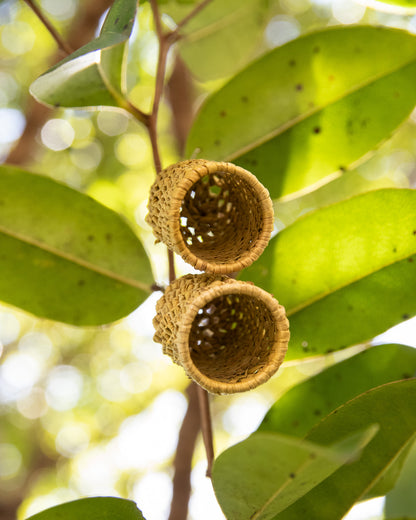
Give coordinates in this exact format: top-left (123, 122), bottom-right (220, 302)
top-left (147, 159), bottom-right (290, 394)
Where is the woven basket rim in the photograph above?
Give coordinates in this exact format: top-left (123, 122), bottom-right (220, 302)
top-left (168, 160), bottom-right (274, 274)
top-left (175, 280), bottom-right (289, 394)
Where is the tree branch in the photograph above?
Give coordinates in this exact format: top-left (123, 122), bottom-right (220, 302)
top-left (168, 383), bottom-right (201, 520)
top-left (23, 0), bottom-right (74, 55)
top-left (196, 385), bottom-right (215, 477)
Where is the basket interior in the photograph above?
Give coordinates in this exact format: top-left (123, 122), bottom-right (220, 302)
top-left (188, 292), bottom-right (276, 384)
top-left (179, 172), bottom-right (265, 266)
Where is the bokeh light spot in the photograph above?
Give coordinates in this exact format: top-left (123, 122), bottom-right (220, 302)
top-left (115, 132), bottom-right (149, 167)
top-left (1, 22), bottom-right (35, 55)
top-left (55, 423), bottom-right (90, 457)
top-left (70, 141), bottom-right (103, 170)
top-left (265, 16), bottom-right (301, 48)
top-left (97, 111), bottom-right (129, 136)
top-left (40, 0), bottom-right (76, 20)
top-left (0, 312), bottom-right (20, 345)
top-left (133, 472), bottom-right (172, 520)
top-left (17, 387), bottom-right (48, 419)
top-left (41, 119), bottom-right (75, 151)
top-left (45, 365), bottom-right (83, 411)
top-left (0, 443), bottom-right (22, 479)
top-left (0, 109), bottom-right (25, 143)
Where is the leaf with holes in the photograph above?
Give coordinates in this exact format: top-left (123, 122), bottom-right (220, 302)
top-left (25, 497), bottom-right (146, 520)
top-left (186, 26), bottom-right (416, 198)
top-left (241, 189), bottom-right (416, 359)
top-left (273, 379), bottom-right (416, 520)
top-left (213, 426), bottom-right (377, 520)
top-left (30, 0), bottom-right (136, 109)
top-left (0, 166), bottom-right (153, 325)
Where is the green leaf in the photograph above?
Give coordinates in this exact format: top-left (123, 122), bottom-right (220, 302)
top-left (384, 438), bottom-right (416, 518)
top-left (273, 379), bottom-right (416, 520)
top-left (213, 426), bottom-right (377, 520)
top-left (0, 166), bottom-right (153, 326)
top-left (186, 26), bottom-right (416, 198)
top-left (259, 344), bottom-right (416, 498)
top-left (241, 189), bottom-right (416, 359)
top-left (170, 0), bottom-right (271, 81)
top-left (25, 497), bottom-right (146, 520)
top-left (30, 0), bottom-right (137, 109)
top-left (260, 344), bottom-right (416, 436)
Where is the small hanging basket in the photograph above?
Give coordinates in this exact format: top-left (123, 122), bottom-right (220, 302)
top-left (146, 159), bottom-right (274, 274)
top-left (153, 274), bottom-right (290, 394)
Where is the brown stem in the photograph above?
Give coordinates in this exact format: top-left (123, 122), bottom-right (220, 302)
top-left (23, 0), bottom-right (74, 55)
top-left (196, 385), bottom-right (215, 478)
top-left (168, 383), bottom-right (201, 520)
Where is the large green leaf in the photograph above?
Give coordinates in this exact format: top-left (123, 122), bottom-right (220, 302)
top-left (259, 344), bottom-right (416, 498)
top-left (30, 0), bottom-right (136, 109)
top-left (260, 344), bottom-right (416, 436)
top-left (165, 0), bottom-right (271, 81)
top-left (273, 379), bottom-right (416, 520)
top-left (25, 497), bottom-right (146, 520)
top-left (212, 426), bottom-right (377, 520)
top-left (0, 166), bottom-right (153, 326)
top-left (241, 189), bottom-right (416, 359)
top-left (186, 26), bottom-right (416, 198)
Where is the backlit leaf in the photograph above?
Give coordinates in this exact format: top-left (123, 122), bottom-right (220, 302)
top-left (241, 189), bottom-right (416, 359)
top-left (273, 379), bottom-right (416, 520)
top-left (30, 0), bottom-right (136, 109)
top-left (186, 26), bottom-right (416, 198)
top-left (0, 166), bottom-right (153, 326)
top-left (213, 426), bottom-right (377, 520)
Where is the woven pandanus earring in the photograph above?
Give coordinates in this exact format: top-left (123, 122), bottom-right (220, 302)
top-left (146, 159), bottom-right (274, 274)
top-left (153, 274), bottom-right (290, 394)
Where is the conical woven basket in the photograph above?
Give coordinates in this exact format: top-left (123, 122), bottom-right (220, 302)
top-left (153, 274), bottom-right (290, 394)
top-left (146, 159), bottom-right (274, 274)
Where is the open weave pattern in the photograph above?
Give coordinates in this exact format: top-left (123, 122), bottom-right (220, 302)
top-left (146, 159), bottom-right (274, 274)
top-left (153, 274), bottom-right (290, 394)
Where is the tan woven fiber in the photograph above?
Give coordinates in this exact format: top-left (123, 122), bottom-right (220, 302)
top-left (146, 159), bottom-right (274, 274)
top-left (153, 274), bottom-right (290, 394)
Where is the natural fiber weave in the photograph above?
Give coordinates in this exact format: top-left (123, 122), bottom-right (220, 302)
top-left (153, 274), bottom-right (290, 394)
top-left (146, 159), bottom-right (274, 274)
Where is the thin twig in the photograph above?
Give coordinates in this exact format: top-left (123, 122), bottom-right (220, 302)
top-left (150, 0), bottom-right (164, 42)
top-left (23, 0), bottom-right (74, 55)
top-left (196, 385), bottom-right (215, 478)
top-left (168, 383), bottom-right (201, 520)
top-left (168, 250), bottom-right (176, 284)
top-left (173, 0), bottom-right (214, 36)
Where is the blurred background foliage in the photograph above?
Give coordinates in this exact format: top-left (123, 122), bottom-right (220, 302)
top-left (0, 0), bottom-right (416, 519)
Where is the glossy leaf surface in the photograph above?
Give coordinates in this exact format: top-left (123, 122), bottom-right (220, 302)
top-left (274, 379), bottom-right (416, 520)
top-left (186, 26), bottom-right (416, 198)
top-left (30, 0), bottom-right (136, 109)
top-left (0, 166), bottom-right (153, 325)
top-left (25, 497), bottom-right (146, 520)
top-left (241, 189), bottom-right (416, 359)
top-left (213, 426), bottom-right (377, 520)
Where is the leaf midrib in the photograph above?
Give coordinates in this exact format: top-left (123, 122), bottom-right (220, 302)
top-left (221, 45), bottom-right (416, 161)
top-left (0, 224), bottom-right (152, 293)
